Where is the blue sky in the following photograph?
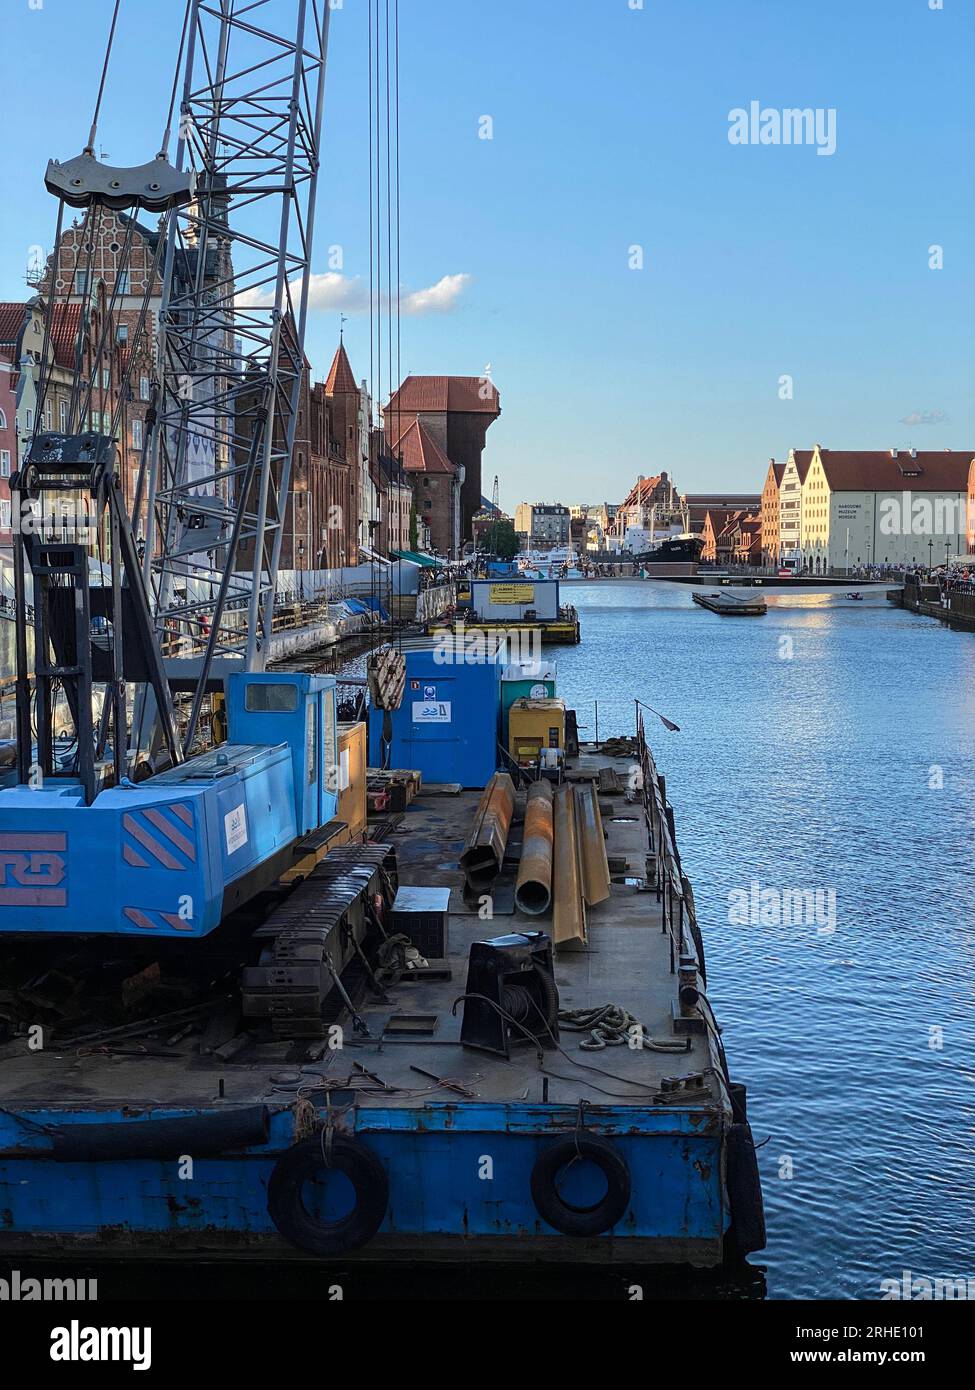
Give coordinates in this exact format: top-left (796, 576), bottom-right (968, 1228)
top-left (4, 0), bottom-right (973, 512)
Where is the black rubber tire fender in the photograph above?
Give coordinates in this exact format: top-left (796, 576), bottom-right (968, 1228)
top-left (725, 1121), bottom-right (767, 1257)
top-left (530, 1132), bottom-right (631, 1236)
top-left (267, 1135), bottom-right (389, 1256)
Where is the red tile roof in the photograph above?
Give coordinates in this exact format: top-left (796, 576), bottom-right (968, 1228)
top-left (0, 302), bottom-right (28, 345)
top-left (392, 418), bottom-right (456, 475)
top-left (386, 374), bottom-right (500, 416)
top-left (324, 341), bottom-right (358, 395)
top-left (705, 507), bottom-right (746, 538)
top-left (51, 302), bottom-right (84, 368)
top-left (816, 449), bottom-right (972, 492)
top-left (620, 474), bottom-right (664, 508)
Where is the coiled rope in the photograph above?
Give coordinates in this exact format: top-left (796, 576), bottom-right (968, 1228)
top-left (558, 1004), bottom-right (689, 1053)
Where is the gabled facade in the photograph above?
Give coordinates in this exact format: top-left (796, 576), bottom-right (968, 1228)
top-left (803, 446), bottom-right (972, 572)
top-left (319, 340), bottom-right (362, 568)
top-left (614, 473), bottom-right (677, 535)
top-left (777, 448), bottom-right (814, 563)
top-left (715, 511), bottom-right (746, 566)
top-left (370, 429), bottom-right (412, 556)
top-left (701, 507), bottom-right (744, 563)
top-left (392, 417), bottom-right (459, 556)
top-left (760, 459), bottom-right (786, 565)
top-left (730, 513), bottom-right (763, 566)
top-left (384, 374), bottom-right (500, 543)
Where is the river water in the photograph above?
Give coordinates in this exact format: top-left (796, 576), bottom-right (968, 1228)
top-left (27, 582), bottom-right (972, 1302)
top-left (552, 580), bottom-right (975, 1300)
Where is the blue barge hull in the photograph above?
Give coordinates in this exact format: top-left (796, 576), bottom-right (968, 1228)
top-left (0, 734), bottom-right (763, 1265)
top-left (0, 1106), bottom-right (723, 1261)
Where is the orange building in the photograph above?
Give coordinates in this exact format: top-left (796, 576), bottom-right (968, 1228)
top-left (760, 459), bottom-right (786, 565)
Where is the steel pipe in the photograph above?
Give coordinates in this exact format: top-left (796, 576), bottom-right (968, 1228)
top-left (552, 784), bottom-right (586, 949)
top-left (515, 779), bottom-right (554, 915)
top-left (460, 772), bottom-right (516, 890)
top-left (575, 782), bottom-right (611, 908)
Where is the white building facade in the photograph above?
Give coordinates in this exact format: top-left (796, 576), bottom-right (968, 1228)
top-left (787, 446), bottom-right (971, 572)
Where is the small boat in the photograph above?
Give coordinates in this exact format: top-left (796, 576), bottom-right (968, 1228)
top-left (846, 592), bottom-right (864, 601)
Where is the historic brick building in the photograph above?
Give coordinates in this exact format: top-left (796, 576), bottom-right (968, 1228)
top-left (760, 459), bottom-right (786, 565)
top-left (392, 416), bottom-right (459, 556)
top-left (0, 303), bottom-right (27, 547)
top-left (311, 340), bottom-right (362, 569)
top-left (730, 512), bottom-right (763, 566)
top-left (370, 433), bottom-right (413, 557)
top-left (0, 292), bottom-right (148, 552)
top-left (701, 508), bottom-right (747, 564)
top-left (33, 211), bottom-right (164, 534)
top-left (614, 473), bottom-right (679, 536)
top-left (684, 491), bottom-right (761, 536)
top-left (236, 332), bottom-right (364, 575)
top-left (384, 374), bottom-right (500, 543)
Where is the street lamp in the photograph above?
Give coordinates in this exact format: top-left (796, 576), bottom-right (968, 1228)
top-left (928, 538), bottom-right (933, 573)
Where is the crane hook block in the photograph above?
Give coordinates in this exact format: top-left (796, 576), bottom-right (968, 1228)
top-left (45, 152), bottom-right (196, 213)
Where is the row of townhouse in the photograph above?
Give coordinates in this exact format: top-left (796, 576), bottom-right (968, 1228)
top-left (764, 447), bottom-right (974, 571)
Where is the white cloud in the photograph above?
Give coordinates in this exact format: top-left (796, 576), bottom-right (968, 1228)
top-left (899, 409), bottom-right (949, 427)
top-left (237, 271), bottom-right (471, 315)
top-left (401, 273), bottom-right (472, 315)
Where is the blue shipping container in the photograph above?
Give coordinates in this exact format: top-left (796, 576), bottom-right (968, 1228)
top-left (368, 644), bottom-right (502, 787)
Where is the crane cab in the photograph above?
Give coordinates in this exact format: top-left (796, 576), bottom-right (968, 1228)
top-left (225, 672), bottom-right (339, 837)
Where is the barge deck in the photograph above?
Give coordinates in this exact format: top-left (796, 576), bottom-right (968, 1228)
top-left (0, 729), bottom-right (762, 1266)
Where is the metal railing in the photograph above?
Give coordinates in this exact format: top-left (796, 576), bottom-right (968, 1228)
top-left (635, 706), bottom-right (698, 979)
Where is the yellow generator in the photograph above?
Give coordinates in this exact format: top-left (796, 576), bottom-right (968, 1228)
top-left (508, 697), bottom-right (566, 768)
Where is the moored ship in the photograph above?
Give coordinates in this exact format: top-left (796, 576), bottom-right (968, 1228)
top-left (633, 534), bottom-right (705, 567)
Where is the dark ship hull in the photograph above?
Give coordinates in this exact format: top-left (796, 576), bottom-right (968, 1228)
top-left (633, 535), bottom-right (704, 565)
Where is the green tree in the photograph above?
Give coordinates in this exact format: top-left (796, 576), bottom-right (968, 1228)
top-left (490, 518), bottom-right (518, 559)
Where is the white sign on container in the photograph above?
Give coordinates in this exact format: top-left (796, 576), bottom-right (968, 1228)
top-left (412, 701), bottom-right (452, 724)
